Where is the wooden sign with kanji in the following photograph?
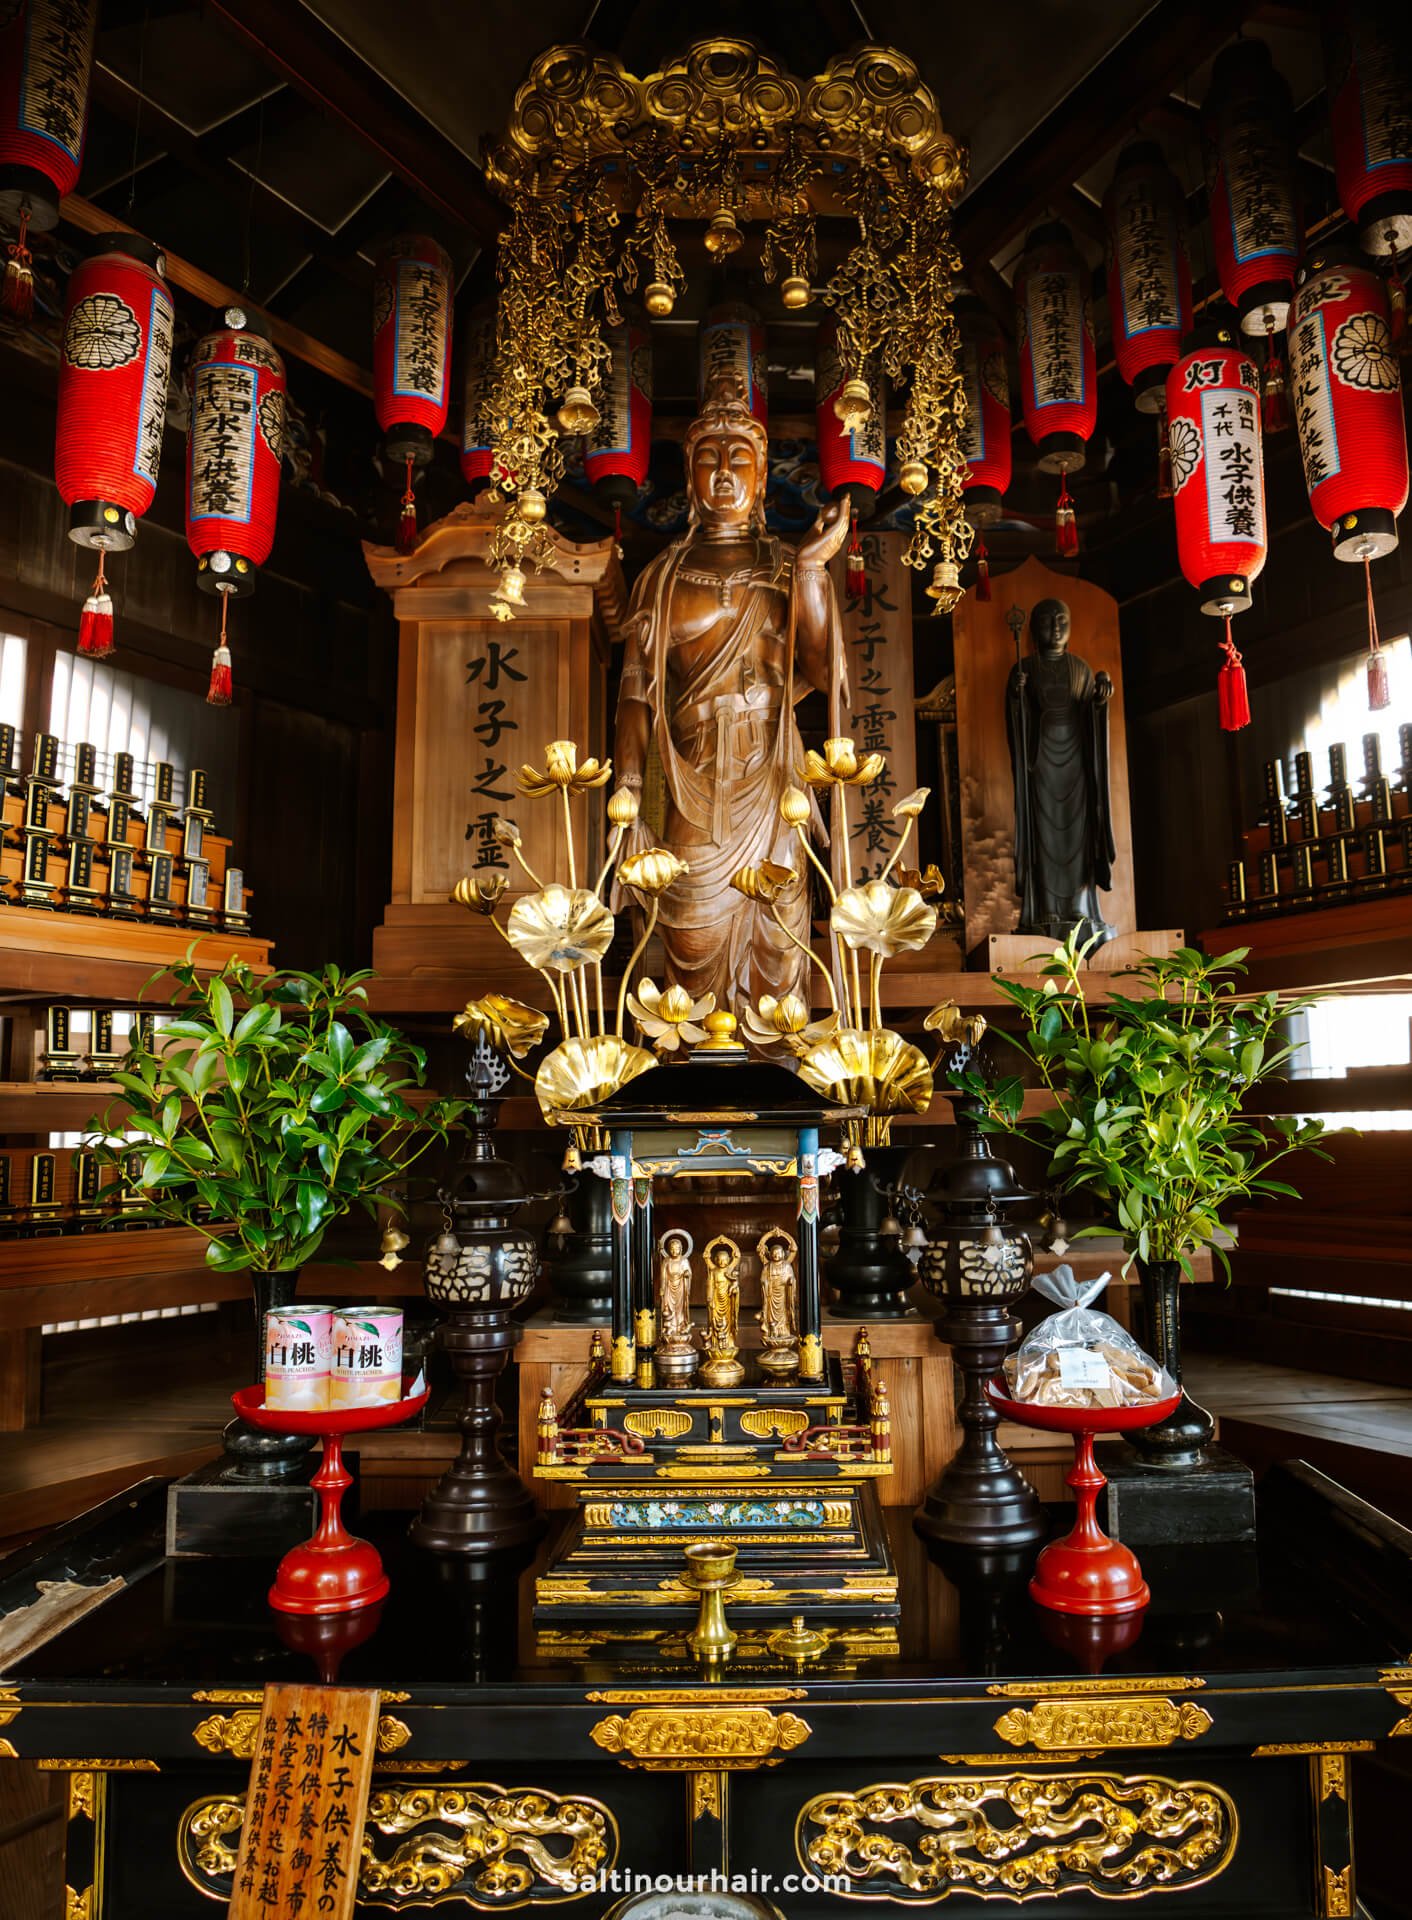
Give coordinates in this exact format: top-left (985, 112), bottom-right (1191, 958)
top-left (227, 1683), bottom-right (380, 1919)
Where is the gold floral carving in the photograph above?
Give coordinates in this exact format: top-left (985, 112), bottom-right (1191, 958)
top-left (70, 1772), bottom-right (94, 1822)
top-left (795, 1772), bottom-right (1238, 1898)
top-left (0, 1688), bottom-right (19, 1758)
top-left (692, 1771), bottom-right (722, 1820)
top-left (1317, 1755), bottom-right (1348, 1802)
top-left (191, 1689), bottom-right (263, 1703)
top-left (64, 1887), bottom-right (91, 1920)
top-left (192, 1710), bottom-right (408, 1760)
top-left (624, 1409), bottom-right (692, 1439)
top-left (1381, 1669), bottom-right (1412, 1738)
top-left (1323, 1866), bottom-right (1353, 1917)
top-left (178, 1786), bottom-right (617, 1907)
top-left (994, 1699), bottom-right (1213, 1752)
top-left (38, 1758), bottom-right (158, 1772)
top-left (585, 1688), bottom-right (806, 1704)
top-left (1252, 1742), bottom-right (1375, 1757)
top-left (740, 1409), bottom-right (810, 1440)
top-left (590, 1707), bottom-right (811, 1771)
top-left (986, 1678), bottom-right (1206, 1697)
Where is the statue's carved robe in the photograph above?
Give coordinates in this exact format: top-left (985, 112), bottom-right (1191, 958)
top-left (1005, 648), bottom-right (1116, 945)
top-left (617, 537), bottom-right (835, 1011)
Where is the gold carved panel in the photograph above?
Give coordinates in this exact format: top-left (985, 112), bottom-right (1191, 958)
top-left (994, 1698), bottom-right (1213, 1752)
top-left (590, 1706), bottom-right (811, 1770)
top-left (796, 1772), bottom-right (1238, 1900)
top-left (178, 1783), bottom-right (617, 1908)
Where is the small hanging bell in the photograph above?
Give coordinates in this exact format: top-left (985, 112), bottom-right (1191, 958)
top-left (704, 207), bottom-right (742, 258)
top-left (563, 1140), bottom-right (582, 1173)
top-left (780, 275), bottom-right (810, 310)
top-left (833, 376), bottom-right (872, 431)
top-left (518, 486), bottom-right (547, 525)
top-left (644, 281), bottom-right (675, 317)
top-left (897, 457), bottom-right (928, 496)
top-left (557, 385), bottom-right (599, 435)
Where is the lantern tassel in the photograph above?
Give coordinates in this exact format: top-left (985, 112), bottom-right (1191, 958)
top-left (613, 500), bottom-right (624, 560)
top-left (845, 505), bottom-right (866, 598)
top-left (1217, 618), bottom-right (1251, 732)
top-left (1261, 317), bottom-right (1289, 434)
top-left (1054, 472), bottom-right (1079, 557)
top-left (1156, 406), bottom-right (1173, 501)
top-left (975, 533), bottom-right (992, 601)
top-left (2, 207), bottom-right (34, 322)
top-left (395, 455), bottom-right (417, 555)
top-left (1364, 555), bottom-right (1392, 712)
top-left (207, 592), bottom-right (233, 708)
top-left (77, 553), bottom-right (114, 658)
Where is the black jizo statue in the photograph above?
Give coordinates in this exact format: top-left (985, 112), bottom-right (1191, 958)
top-left (1006, 598), bottom-right (1116, 946)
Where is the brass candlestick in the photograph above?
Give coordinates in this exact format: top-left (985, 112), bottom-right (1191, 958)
top-left (683, 1540), bottom-right (739, 1665)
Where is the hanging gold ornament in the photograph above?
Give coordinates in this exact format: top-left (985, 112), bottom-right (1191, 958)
top-left (925, 558), bottom-right (962, 612)
top-left (898, 457), bottom-right (928, 495)
top-left (518, 486), bottom-right (547, 524)
top-left (834, 375), bottom-right (873, 429)
top-left (780, 275), bottom-right (811, 309)
top-left (644, 281), bottom-right (675, 316)
top-left (499, 564), bottom-right (527, 606)
top-left (705, 205), bottom-right (743, 258)
top-left (557, 386), bottom-right (599, 434)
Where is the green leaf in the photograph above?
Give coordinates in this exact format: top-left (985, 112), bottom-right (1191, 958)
top-left (309, 1081), bottom-right (347, 1113)
top-left (208, 978), bottom-right (234, 1037)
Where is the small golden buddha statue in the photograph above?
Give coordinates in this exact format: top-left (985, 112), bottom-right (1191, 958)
top-left (654, 1229), bottom-right (699, 1377)
top-left (756, 1228), bottom-right (800, 1375)
top-left (699, 1234), bottom-right (744, 1387)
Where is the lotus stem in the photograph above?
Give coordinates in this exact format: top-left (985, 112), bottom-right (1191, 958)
top-left (593, 958), bottom-right (606, 1036)
top-left (792, 821), bottom-right (838, 905)
top-left (540, 969), bottom-right (570, 1044)
top-left (561, 785), bottom-right (577, 890)
top-left (879, 813), bottom-right (916, 884)
top-left (594, 823), bottom-right (627, 902)
top-left (510, 841), bottom-right (550, 891)
top-left (569, 966), bottom-right (591, 1039)
top-left (851, 950), bottom-right (864, 1034)
top-left (616, 895), bottom-right (660, 1036)
top-left (768, 905), bottom-right (839, 1011)
top-left (870, 952), bottom-right (883, 1031)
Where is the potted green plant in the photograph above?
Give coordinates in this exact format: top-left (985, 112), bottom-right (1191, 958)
top-left (953, 933), bottom-right (1331, 1468)
top-left (94, 954), bottom-right (462, 1476)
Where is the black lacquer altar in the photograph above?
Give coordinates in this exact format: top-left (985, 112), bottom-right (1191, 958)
top-left (2, 1463), bottom-right (1410, 1916)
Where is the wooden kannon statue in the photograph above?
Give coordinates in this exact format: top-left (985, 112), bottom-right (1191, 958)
top-left (613, 372), bottom-right (851, 1012)
top-left (1006, 597), bottom-right (1117, 946)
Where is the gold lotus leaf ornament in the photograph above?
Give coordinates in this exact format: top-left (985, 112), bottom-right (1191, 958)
top-left (507, 885), bottom-right (615, 972)
top-left (617, 847), bottom-right (689, 896)
top-left (741, 994), bottom-right (839, 1056)
top-left (797, 1026), bottom-right (934, 1115)
top-left (832, 881), bottom-right (938, 957)
top-left (453, 992), bottom-right (551, 1060)
top-left (893, 787), bottom-right (932, 819)
top-left (730, 860), bottom-right (799, 904)
top-left (451, 872), bottom-right (508, 914)
top-left (517, 740), bottom-right (614, 797)
top-left (924, 1000), bottom-right (988, 1050)
top-left (628, 979), bottom-right (716, 1054)
top-left (799, 736), bottom-right (885, 788)
top-left (535, 1034), bottom-right (655, 1119)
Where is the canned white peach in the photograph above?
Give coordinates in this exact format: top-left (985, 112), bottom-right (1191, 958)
top-left (263, 1305), bottom-right (334, 1410)
top-left (329, 1307), bottom-right (403, 1407)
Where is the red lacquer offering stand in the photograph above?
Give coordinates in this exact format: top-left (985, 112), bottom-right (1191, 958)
top-left (988, 1380), bottom-right (1182, 1617)
top-left (232, 1382), bottom-right (431, 1616)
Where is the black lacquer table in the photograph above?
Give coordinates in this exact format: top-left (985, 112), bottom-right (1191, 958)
top-left (1, 1463), bottom-right (1409, 1916)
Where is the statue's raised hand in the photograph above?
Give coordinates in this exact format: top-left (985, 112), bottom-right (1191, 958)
top-left (1094, 669), bottom-right (1115, 705)
top-left (795, 499), bottom-right (851, 572)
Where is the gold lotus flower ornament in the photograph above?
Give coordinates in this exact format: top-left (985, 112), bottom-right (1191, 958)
top-left (452, 872), bottom-right (509, 913)
top-left (617, 847), bottom-right (688, 897)
top-left (780, 785), bottom-right (813, 827)
top-left (741, 993), bottom-right (839, 1056)
top-left (832, 881), bottom-right (938, 957)
top-left (924, 1001), bottom-right (987, 1051)
top-left (897, 863), bottom-right (947, 900)
top-left (607, 785), bottom-right (641, 827)
top-left (454, 992), bottom-right (551, 1060)
top-left (730, 860), bottom-right (799, 904)
top-left (800, 736), bottom-right (885, 788)
top-left (492, 817), bottom-right (522, 849)
top-left (517, 740), bottom-right (614, 797)
top-left (627, 979), bottom-right (716, 1054)
top-left (797, 1026), bottom-right (934, 1116)
top-left (506, 885), bottom-right (614, 972)
top-left (535, 1033), bottom-right (654, 1120)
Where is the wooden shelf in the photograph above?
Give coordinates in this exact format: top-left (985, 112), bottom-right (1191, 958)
top-left (1200, 896), bottom-right (1412, 995)
top-left (0, 908), bottom-right (272, 1001)
top-left (0, 1080), bottom-right (126, 1133)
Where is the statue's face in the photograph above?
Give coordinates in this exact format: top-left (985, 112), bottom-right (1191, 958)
top-left (1033, 599), bottom-right (1071, 656)
top-left (666, 1236), bottom-right (683, 1256)
top-left (712, 1248), bottom-right (729, 1267)
top-left (690, 428), bottom-right (764, 532)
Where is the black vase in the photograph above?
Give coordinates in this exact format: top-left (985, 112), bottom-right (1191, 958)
top-left (220, 1269), bottom-right (314, 1483)
top-left (1128, 1257), bottom-right (1216, 1469)
top-left (824, 1145), bottom-right (917, 1318)
top-left (545, 1169), bottom-right (614, 1324)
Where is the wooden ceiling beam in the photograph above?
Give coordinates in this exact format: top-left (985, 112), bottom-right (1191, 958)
top-left (954, 0), bottom-right (1260, 266)
top-left (60, 193), bottom-right (374, 397)
top-left (203, 0), bottom-right (505, 246)
top-left (967, 260), bottom-right (1017, 341)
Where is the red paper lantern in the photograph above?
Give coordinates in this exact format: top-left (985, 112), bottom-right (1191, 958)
top-left (1324, 1), bottom-right (1412, 258)
top-left (186, 306), bottom-right (286, 706)
top-left (1166, 322), bottom-right (1267, 730)
top-left (699, 300), bottom-right (767, 428)
top-left (956, 293), bottom-right (1011, 523)
top-left (814, 311), bottom-right (885, 512)
top-left (1289, 249), bottom-right (1408, 708)
top-left (1016, 220), bottom-right (1095, 554)
top-left (459, 301), bottom-right (495, 492)
top-left (374, 234), bottom-right (452, 552)
top-left (1104, 142), bottom-right (1193, 412)
top-left (585, 316), bottom-right (653, 515)
top-left (0, 0), bottom-right (98, 315)
top-left (55, 232), bottom-right (174, 657)
top-left (1202, 41), bottom-right (1300, 337)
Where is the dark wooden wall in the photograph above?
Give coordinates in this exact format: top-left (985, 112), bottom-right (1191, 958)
top-left (0, 343), bottom-right (397, 971)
